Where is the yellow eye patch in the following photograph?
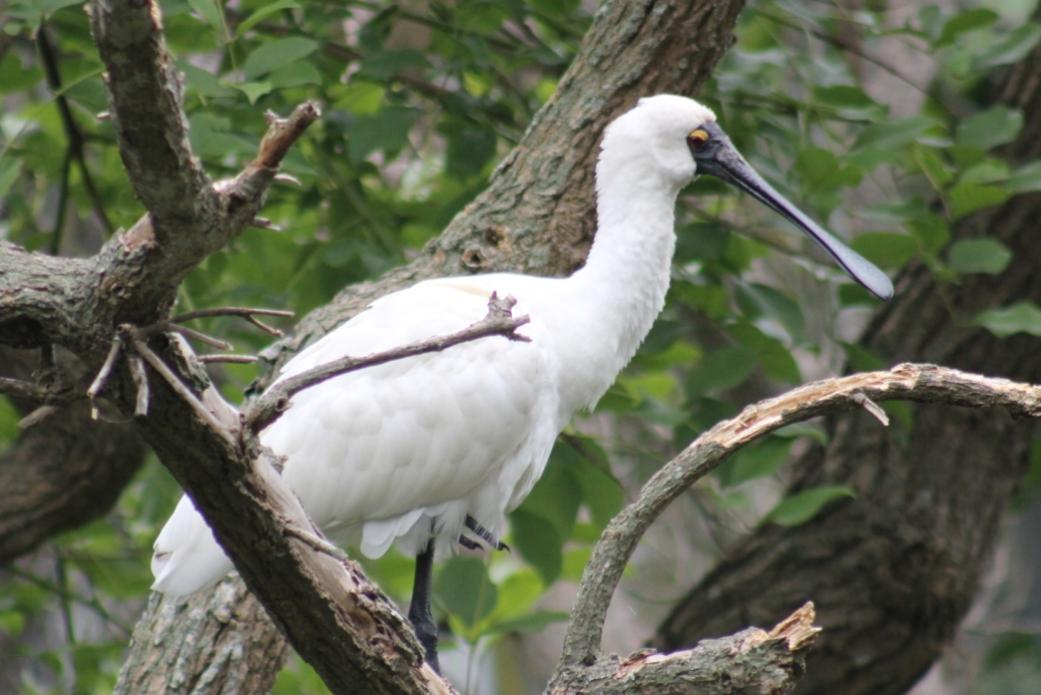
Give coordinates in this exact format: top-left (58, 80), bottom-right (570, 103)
top-left (688, 128), bottom-right (710, 144)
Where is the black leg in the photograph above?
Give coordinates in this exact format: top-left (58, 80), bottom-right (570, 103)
top-left (408, 538), bottom-right (440, 673)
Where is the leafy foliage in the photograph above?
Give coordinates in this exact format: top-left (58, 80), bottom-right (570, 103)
top-left (2, 0), bottom-right (1041, 692)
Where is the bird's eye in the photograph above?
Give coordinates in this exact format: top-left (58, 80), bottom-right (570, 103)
top-left (687, 128), bottom-right (710, 150)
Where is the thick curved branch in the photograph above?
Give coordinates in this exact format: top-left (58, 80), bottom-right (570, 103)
top-left (557, 363), bottom-right (1041, 672)
top-left (551, 603), bottom-right (819, 695)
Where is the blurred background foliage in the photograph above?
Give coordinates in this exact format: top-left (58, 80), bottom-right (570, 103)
top-left (2, 0), bottom-right (1041, 692)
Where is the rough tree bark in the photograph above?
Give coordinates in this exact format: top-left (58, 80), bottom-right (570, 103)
top-left (654, 21), bottom-right (1041, 695)
top-left (0, 348), bottom-right (145, 564)
top-left (115, 0), bottom-right (747, 691)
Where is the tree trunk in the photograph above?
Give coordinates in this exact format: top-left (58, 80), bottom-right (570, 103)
top-left (654, 32), bottom-right (1041, 695)
top-left (115, 0), bottom-right (746, 691)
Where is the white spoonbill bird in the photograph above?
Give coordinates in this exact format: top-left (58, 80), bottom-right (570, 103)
top-left (151, 95), bottom-right (892, 671)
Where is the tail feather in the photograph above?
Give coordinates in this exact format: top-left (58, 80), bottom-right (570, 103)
top-left (151, 495), bottom-right (234, 595)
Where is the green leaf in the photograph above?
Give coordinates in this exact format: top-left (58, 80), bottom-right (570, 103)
top-left (908, 213), bottom-right (950, 255)
top-left (334, 82), bottom-right (384, 115)
top-left (236, 0), bottom-right (302, 38)
top-left (911, 145), bottom-right (953, 190)
top-left (974, 23), bottom-right (1041, 70)
top-left (444, 122), bottom-right (498, 179)
top-left (766, 486), bottom-right (855, 526)
top-left (719, 437), bottom-right (791, 487)
top-left (347, 106), bottom-right (420, 164)
top-left (509, 510), bottom-right (562, 585)
top-left (188, 0), bottom-right (225, 32)
top-left (947, 181), bottom-right (1011, 220)
top-left (0, 159), bottom-right (22, 199)
top-left (570, 457), bottom-right (623, 530)
top-left (515, 451), bottom-right (581, 539)
top-left (487, 610), bottom-right (568, 635)
top-left (1006, 161), bottom-right (1041, 193)
top-left (956, 106), bottom-right (1023, 151)
top-left (794, 147), bottom-right (860, 190)
top-left (435, 556), bottom-right (497, 631)
top-left (243, 37), bottom-right (318, 79)
top-left (976, 302), bottom-right (1041, 338)
top-left (268, 61), bottom-right (322, 88)
top-left (851, 232), bottom-right (918, 269)
top-left (725, 321), bottom-right (800, 383)
top-left (812, 84), bottom-right (884, 120)
top-left (853, 116), bottom-right (937, 153)
top-left (734, 282), bottom-right (804, 343)
top-left (357, 49), bottom-right (431, 80)
top-left (936, 8), bottom-right (998, 47)
top-left (686, 347), bottom-right (757, 395)
top-left (180, 62), bottom-right (234, 98)
top-left (947, 238), bottom-right (1011, 275)
top-left (959, 158), bottom-right (1010, 185)
top-left (234, 81), bottom-right (273, 104)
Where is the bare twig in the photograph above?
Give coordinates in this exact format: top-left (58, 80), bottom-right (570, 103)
top-left (0, 376), bottom-right (48, 402)
top-left (128, 354), bottom-right (149, 417)
top-left (274, 172), bottom-right (302, 186)
top-left (199, 354), bottom-right (259, 364)
top-left (285, 525), bottom-right (351, 565)
top-left (165, 324), bottom-right (233, 351)
top-left (171, 307), bottom-right (294, 338)
top-left (37, 26), bottom-right (115, 235)
top-left (127, 331), bottom-right (233, 440)
top-left (250, 217), bottom-right (282, 232)
top-left (245, 293), bottom-right (530, 433)
top-left (86, 336), bottom-right (124, 419)
top-left (557, 363), bottom-right (1041, 671)
top-left (852, 391), bottom-right (889, 426)
top-left (18, 405), bottom-right (60, 430)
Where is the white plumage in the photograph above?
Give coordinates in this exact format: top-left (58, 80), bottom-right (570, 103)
top-left (151, 95), bottom-right (890, 603)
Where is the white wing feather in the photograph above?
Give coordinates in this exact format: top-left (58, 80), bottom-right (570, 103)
top-left (152, 276), bottom-right (558, 595)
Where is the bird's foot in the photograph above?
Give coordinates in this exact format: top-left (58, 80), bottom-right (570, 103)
top-left (462, 515), bottom-right (509, 551)
top-left (408, 602), bottom-right (441, 673)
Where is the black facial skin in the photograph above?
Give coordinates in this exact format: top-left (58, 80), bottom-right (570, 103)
top-left (684, 121), bottom-right (894, 300)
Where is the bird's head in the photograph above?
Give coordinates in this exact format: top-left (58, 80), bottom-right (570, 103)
top-left (601, 94), bottom-right (893, 300)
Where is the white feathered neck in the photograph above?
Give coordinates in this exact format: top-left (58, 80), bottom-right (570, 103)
top-left (547, 96), bottom-right (716, 415)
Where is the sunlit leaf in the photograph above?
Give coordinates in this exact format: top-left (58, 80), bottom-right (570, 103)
top-left (947, 181), bottom-right (1011, 219)
top-left (936, 8), bottom-right (998, 47)
top-left (974, 23), bottom-right (1041, 70)
top-left (956, 106), bottom-right (1023, 151)
top-left (243, 37), bottom-right (318, 79)
top-left (976, 302), bottom-right (1041, 338)
top-left (236, 0), bottom-right (302, 38)
top-left (852, 232), bottom-right (918, 269)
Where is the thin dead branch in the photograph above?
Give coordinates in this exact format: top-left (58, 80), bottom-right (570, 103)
top-left (244, 293), bottom-right (530, 433)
